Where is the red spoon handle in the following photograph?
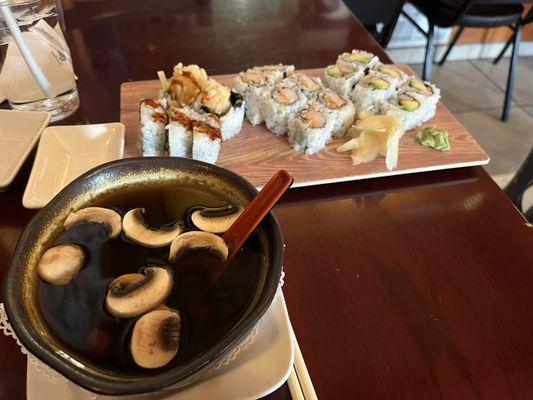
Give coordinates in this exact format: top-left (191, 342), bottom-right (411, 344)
top-left (223, 170), bottom-right (293, 261)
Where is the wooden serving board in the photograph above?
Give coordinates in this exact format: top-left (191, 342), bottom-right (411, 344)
top-left (120, 66), bottom-right (489, 188)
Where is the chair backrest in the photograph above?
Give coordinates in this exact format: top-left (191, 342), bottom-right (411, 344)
top-left (343, 0), bottom-right (405, 26)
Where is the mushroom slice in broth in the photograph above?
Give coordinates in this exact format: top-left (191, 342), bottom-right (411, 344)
top-left (122, 208), bottom-right (182, 248)
top-left (190, 204), bottom-right (243, 234)
top-left (169, 231), bottom-right (228, 263)
top-left (131, 307), bottom-right (181, 369)
top-left (37, 243), bottom-right (85, 285)
top-left (105, 266), bottom-right (173, 318)
top-left (64, 207), bottom-right (122, 239)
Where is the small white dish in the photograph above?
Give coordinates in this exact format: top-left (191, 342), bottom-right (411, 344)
top-left (0, 86), bottom-right (6, 103)
top-left (27, 289), bottom-right (294, 400)
top-left (0, 109), bottom-right (51, 191)
top-left (22, 123), bottom-right (125, 209)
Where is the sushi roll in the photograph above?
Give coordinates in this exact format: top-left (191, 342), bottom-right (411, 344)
top-left (167, 63), bottom-right (209, 108)
top-left (380, 90), bottom-right (438, 131)
top-left (234, 70), bottom-right (271, 126)
top-left (139, 98), bottom-right (167, 156)
top-left (403, 77), bottom-right (441, 108)
top-left (287, 103), bottom-right (335, 154)
top-left (316, 89), bottom-right (355, 137)
top-left (198, 79), bottom-right (245, 140)
top-left (336, 50), bottom-right (379, 70)
top-left (287, 73), bottom-right (324, 99)
top-left (249, 64), bottom-right (295, 83)
top-left (323, 64), bottom-right (364, 98)
top-left (167, 106), bottom-right (200, 157)
top-left (350, 72), bottom-right (397, 115)
top-left (192, 113), bottom-right (222, 164)
top-left (372, 63), bottom-right (409, 88)
top-left (261, 82), bottom-right (308, 135)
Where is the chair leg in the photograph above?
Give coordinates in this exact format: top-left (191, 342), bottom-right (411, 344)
top-left (423, 23), bottom-right (435, 80)
top-left (439, 26), bottom-right (464, 66)
top-left (501, 25), bottom-right (521, 122)
top-left (494, 34), bottom-right (512, 65)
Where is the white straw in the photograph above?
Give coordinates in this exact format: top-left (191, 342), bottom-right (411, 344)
top-left (0, 4), bottom-right (54, 98)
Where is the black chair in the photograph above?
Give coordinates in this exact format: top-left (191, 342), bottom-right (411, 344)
top-left (402, 0), bottom-right (524, 121)
top-left (343, 0), bottom-right (406, 47)
top-left (493, 7), bottom-right (533, 64)
top-left (504, 149), bottom-right (533, 222)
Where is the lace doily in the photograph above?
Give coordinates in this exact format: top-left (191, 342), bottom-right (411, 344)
top-left (0, 270), bottom-right (285, 396)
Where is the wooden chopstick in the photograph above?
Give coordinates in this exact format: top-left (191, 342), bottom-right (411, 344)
top-left (289, 325), bottom-right (318, 400)
top-left (287, 366), bottom-right (305, 400)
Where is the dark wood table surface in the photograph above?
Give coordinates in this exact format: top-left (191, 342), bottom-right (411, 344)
top-left (1, 0), bottom-right (532, 399)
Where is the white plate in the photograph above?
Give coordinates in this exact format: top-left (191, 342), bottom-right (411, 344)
top-left (0, 109), bottom-right (51, 191)
top-left (22, 123), bottom-right (125, 209)
top-left (27, 289), bottom-right (293, 400)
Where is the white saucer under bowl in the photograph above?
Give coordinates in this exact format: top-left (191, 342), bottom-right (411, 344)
top-left (27, 288), bottom-right (293, 400)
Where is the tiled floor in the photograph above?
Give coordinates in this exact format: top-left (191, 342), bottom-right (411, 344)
top-left (409, 58), bottom-right (533, 212)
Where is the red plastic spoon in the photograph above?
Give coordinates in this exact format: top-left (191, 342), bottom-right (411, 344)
top-left (209, 169), bottom-right (294, 284)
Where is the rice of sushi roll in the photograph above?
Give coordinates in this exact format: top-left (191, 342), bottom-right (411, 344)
top-left (198, 79), bottom-right (245, 140)
top-left (139, 98), bottom-right (168, 156)
top-left (287, 103), bottom-right (335, 154)
top-left (261, 82), bottom-right (308, 135)
top-left (316, 88), bottom-right (355, 137)
top-left (192, 113), bottom-right (222, 164)
top-left (372, 63), bottom-right (409, 88)
top-left (234, 71), bottom-right (271, 126)
top-left (380, 90), bottom-right (438, 131)
top-left (336, 50), bottom-right (379, 70)
top-left (167, 106), bottom-right (200, 157)
top-left (323, 64), bottom-right (364, 98)
top-left (249, 64), bottom-right (295, 83)
top-left (351, 72), bottom-right (397, 115)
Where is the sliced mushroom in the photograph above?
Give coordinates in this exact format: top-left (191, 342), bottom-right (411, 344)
top-left (122, 208), bottom-right (182, 248)
top-left (131, 307), bottom-right (181, 369)
top-left (105, 266), bottom-right (173, 318)
top-left (169, 231), bottom-right (228, 263)
top-left (190, 205), bottom-right (243, 234)
top-left (64, 207), bottom-right (122, 239)
top-left (37, 243), bottom-right (85, 285)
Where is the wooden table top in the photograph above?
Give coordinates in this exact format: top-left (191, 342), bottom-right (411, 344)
top-left (1, 1), bottom-right (532, 399)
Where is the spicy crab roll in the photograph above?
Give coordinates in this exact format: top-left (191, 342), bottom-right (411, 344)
top-left (336, 50), bottom-right (379, 70)
top-left (316, 89), bottom-right (355, 137)
top-left (351, 72), bottom-right (397, 114)
top-left (249, 64), bottom-right (295, 83)
top-left (372, 63), bottom-right (409, 88)
top-left (167, 106), bottom-right (200, 157)
top-left (234, 70), bottom-right (272, 126)
top-left (192, 113), bottom-right (222, 164)
top-left (198, 79), bottom-right (245, 140)
top-left (139, 98), bottom-right (168, 156)
top-left (287, 103), bottom-right (335, 154)
top-left (323, 64), bottom-right (364, 98)
top-left (288, 73), bottom-right (324, 99)
top-left (261, 82), bottom-right (308, 135)
top-left (380, 90), bottom-right (437, 131)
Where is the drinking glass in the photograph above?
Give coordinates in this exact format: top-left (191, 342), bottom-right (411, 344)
top-left (0, 0), bottom-right (78, 121)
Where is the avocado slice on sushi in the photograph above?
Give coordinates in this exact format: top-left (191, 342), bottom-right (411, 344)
top-left (400, 99), bottom-right (420, 111)
top-left (347, 52), bottom-right (372, 63)
top-left (327, 66), bottom-right (344, 78)
top-left (378, 65), bottom-right (401, 78)
top-left (409, 79), bottom-right (429, 93)
top-left (369, 79), bottom-right (389, 90)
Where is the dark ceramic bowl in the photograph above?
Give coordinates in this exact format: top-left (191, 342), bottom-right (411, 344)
top-left (3, 157), bottom-right (284, 396)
